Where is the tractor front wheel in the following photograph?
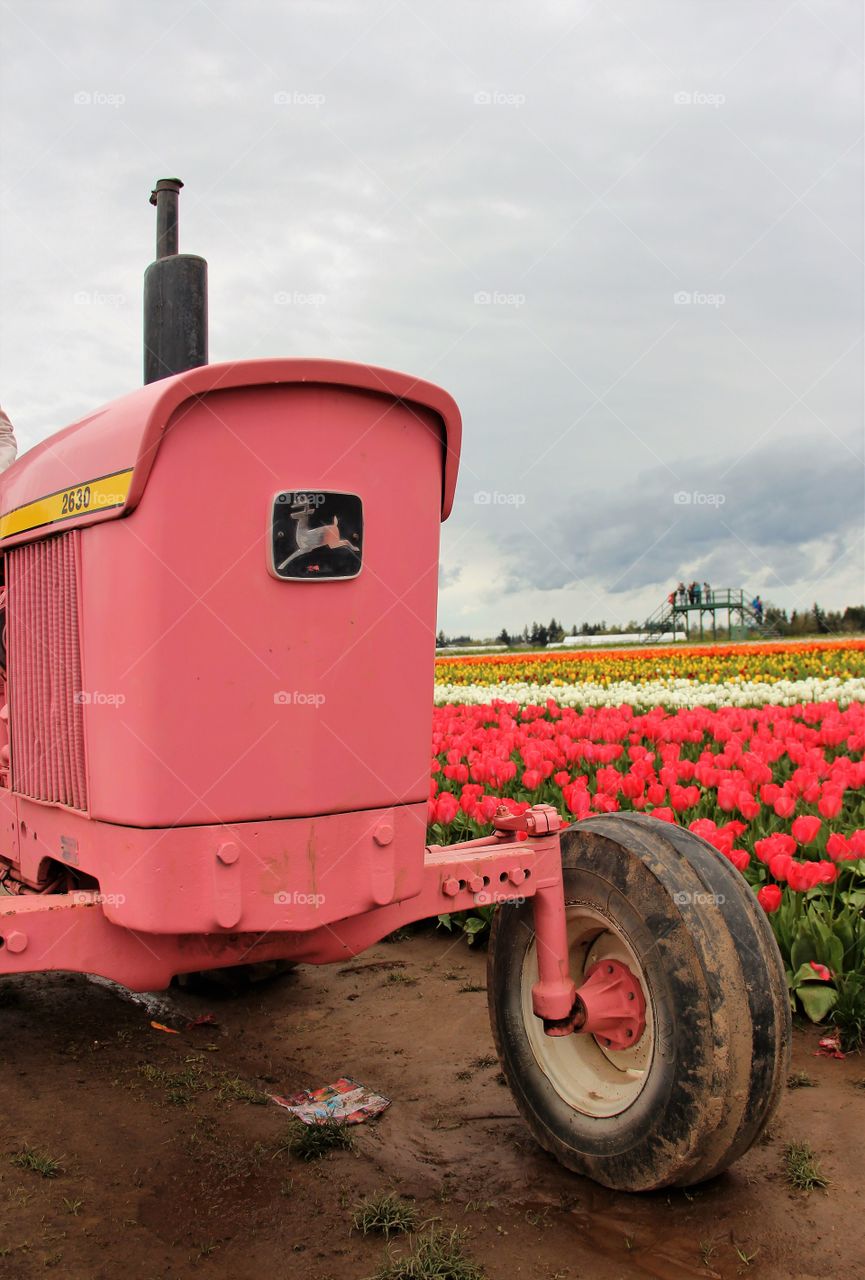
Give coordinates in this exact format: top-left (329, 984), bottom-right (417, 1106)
top-left (488, 813), bottom-right (790, 1191)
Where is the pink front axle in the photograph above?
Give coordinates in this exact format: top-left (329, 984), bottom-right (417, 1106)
top-left (0, 802), bottom-right (643, 1051)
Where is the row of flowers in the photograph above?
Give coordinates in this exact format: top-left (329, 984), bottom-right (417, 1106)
top-left (427, 696), bottom-right (865, 1030)
top-left (435, 639), bottom-right (865, 689)
top-left (434, 676), bottom-right (865, 710)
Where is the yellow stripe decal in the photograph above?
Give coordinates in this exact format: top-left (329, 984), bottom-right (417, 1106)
top-left (0, 468), bottom-right (135, 539)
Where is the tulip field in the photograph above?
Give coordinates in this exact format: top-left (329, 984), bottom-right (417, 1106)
top-left (430, 639), bottom-right (865, 1044)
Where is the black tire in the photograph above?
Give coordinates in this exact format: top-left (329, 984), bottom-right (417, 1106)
top-left (488, 813), bottom-right (790, 1191)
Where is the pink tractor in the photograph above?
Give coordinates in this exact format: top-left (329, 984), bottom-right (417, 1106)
top-left (0, 181), bottom-right (789, 1191)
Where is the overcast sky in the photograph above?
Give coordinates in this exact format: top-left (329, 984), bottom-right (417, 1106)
top-left (1, 0), bottom-right (862, 635)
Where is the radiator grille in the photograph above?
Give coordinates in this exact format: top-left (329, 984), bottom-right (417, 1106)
top-left (7, 532), bottom-right (87, 809)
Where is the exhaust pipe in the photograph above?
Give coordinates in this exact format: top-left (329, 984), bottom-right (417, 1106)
top-left (143, 178), bottom-right (208, 384)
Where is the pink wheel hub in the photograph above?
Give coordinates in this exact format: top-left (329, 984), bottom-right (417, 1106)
top-left (542, 956), bottom-right (647, 1047)
top-left (575, 958), bottom-right (647, 1050)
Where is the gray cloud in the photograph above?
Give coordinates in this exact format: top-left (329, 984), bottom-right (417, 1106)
top-left (497, 432), bottom-right (863, 600)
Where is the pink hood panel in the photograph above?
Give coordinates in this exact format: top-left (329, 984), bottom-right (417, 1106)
top-left (0, 359), bottom-right (462, 547)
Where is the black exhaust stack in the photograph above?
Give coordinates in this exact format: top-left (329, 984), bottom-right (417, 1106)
top-left (143, 178), bottom-right (208, 384)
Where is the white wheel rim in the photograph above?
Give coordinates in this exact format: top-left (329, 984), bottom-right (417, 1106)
top-left (520, 903), bottom-right (655, 1119)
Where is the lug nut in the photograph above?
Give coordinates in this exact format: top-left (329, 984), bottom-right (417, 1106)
top-left (442, 878), bottom-right (460, 897)
top-left (508, 867), bottom-right (526, 885)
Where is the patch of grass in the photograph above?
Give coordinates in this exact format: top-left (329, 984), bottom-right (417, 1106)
top-left (353, 1191), bottom-right (420, 1239)
top-left (786, 1070), bottom-right (817, 1089)
top-left (138, 1062), bottom-right (206, 1106)
top-left (831, 972), bottom-right (865, 1053)
top-left (373, 1226), bottom-right (485, 1280)
top-left (10, 1146), bottom-right (64, 1179)
top-left (386, 972), bottom-right (419, 986)
top-left (62, 1198), bottom-right (83, 1216)
top-left (458, 982), bottom-right (486, 994)
top-left (280, 1119), bottom-right (354, 1162)
top-left (214, 1073), bottom-right (268, 1105)
top-left (455, 1069), bottom-right (473, 1081)
top-left (383, 928), bottom-right (412, 944)
top-left (783, 1141), bottom-right (830, 1191)
top-left (471, 1055), bottom-right (497, 1070)
top-left (137, 1062), bottom-right (265, 1106)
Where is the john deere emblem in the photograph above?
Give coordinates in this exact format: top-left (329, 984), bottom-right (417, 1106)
top-left (270, 491), bottom-right (363, 580)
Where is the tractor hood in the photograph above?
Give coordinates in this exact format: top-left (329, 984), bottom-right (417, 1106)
top-left (0, 359), bottom-right (462, 548)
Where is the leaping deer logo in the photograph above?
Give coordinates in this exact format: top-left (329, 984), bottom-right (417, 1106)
top-left (277, 500), bottom-right (358, 571)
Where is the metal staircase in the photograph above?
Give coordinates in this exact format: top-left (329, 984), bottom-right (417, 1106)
top-left (641, 589), bottom-right (781, 643)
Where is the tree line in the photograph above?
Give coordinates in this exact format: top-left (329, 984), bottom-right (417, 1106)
top-left (436, 603), bottom-right (865, 648)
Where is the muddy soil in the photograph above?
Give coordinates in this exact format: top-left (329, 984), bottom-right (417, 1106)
top-left (1, 928), bottom-right (862, 1280)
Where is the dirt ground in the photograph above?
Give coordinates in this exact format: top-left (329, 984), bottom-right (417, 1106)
top-left (1, 928), bottom-right (862, 1280)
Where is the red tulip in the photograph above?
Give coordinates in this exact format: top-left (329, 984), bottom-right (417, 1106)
top-left (791, 815), bottom-right (821, 845)
top-left (738, 792), bottom-right (761, 820)
top-left (773, 794), bottom-right (796, 819)
top-left (809, 962), bottom-right (831, 981)
top-left (786, 860), bottom-right (813, 892)
top-left (817, 790), bottom-right (842, 819)
top-left (849, 829), bottom-right (865, 857)
top-left (768, 853), bottom-right (794, 882)
top-left (826, 832), bottom-right (852, 861)
top-left (754, 833), bottom-right (796, 863)
top-left (757, 884), bottom-right (782, 913)
top-left (725, 847), bottom-right (750, 873)
top-left (435, 791), bottom-right (459, 826)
